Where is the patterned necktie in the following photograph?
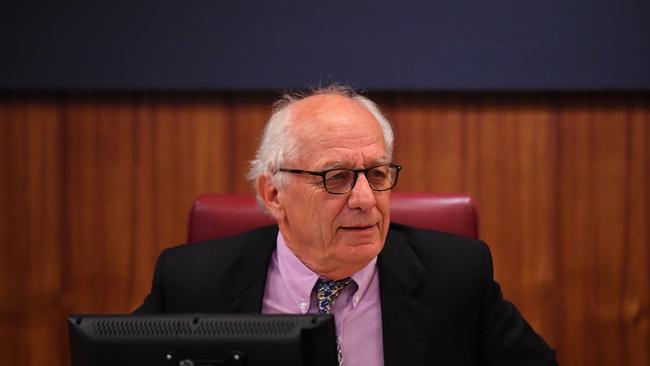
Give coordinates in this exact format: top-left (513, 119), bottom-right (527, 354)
top-left (314, 277), bottom-right (354, 365)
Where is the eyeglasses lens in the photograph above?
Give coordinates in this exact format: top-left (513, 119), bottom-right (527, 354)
top-left (324, 166), bottom-right (397, 194)
top-left (324, 170), bottom-right (355, 193)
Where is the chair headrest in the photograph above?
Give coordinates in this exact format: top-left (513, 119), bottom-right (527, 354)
top-left (188, 192), bottom-right (478, 242)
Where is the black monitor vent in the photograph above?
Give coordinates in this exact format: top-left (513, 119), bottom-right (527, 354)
top-left (94, 320), bottom-right (191, 336)
top-left (194, 320), bottom-right (297, 336)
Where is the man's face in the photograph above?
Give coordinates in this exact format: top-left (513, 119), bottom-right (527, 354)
top-left (271, 94), bottom-right (391, 279)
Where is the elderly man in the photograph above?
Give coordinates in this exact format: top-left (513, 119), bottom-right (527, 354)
top-left (137, 86), bottom-right (557, 365)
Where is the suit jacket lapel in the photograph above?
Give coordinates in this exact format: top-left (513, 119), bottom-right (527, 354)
top-left (223, 225), bottom-right (279, 313)
top-left (379, 228), bottom-right (431, 366)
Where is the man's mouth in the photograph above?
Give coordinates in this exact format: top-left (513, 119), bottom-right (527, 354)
top-left (340, 225), bottom-right (376, 231)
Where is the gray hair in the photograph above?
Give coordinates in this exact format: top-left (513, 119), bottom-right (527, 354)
top-left (246, 85), bottom-right (394, 200)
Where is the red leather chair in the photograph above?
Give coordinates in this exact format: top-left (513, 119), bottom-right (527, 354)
top-left (188, 192), bottom-right (478, 242)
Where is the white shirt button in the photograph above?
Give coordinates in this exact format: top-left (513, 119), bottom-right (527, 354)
top-left (299, 301), bottom-right (308, 311)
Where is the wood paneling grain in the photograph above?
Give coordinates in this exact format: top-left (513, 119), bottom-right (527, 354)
top-left (0, 92), bottom-right (648, 366)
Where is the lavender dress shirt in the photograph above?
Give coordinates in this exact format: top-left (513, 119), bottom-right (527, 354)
top-left (262, 232), bottom-right (384, 366)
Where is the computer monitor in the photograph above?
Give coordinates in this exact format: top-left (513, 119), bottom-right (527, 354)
top-left (68, 314), bottom-right (338, 366)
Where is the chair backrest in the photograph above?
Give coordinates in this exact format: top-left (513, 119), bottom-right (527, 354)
top-left (188, 192), bottom-right (478, 242)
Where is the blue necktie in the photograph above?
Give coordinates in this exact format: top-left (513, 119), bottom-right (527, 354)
top-left (314, 277), bottom-right (353, 365)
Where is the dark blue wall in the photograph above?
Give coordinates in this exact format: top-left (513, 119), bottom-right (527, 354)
top-left (2, 1), bottom-right (649, 91)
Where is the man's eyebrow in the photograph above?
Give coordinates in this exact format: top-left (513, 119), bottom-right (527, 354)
top-left (319, 161), bottom-right (347, 170)
top-left (318, 158), bottom-right (390, 171)
top-left (371, 157), bottom-right (391, 165)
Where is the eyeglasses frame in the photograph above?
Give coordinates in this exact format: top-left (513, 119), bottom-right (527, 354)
top-left (277, 163), bottom-right (402, 194)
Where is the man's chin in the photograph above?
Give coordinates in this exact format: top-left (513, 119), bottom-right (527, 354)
top-left (332, 227), bottom-right (384, 257)
top-left (343, 240), bottom-right (376, 248)
top-left (342, 240), bottom-right (383, 259)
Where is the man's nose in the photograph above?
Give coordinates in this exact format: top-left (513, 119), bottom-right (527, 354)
top-left (347, 173), bottom-right (376, 210)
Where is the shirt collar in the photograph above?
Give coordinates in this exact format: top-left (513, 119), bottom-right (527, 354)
top-left (349, 255), bottom-right (377, 308)
top-left (276, 232), bottom-right (319, 312)
top-left (276, 231), bottom-right (378, 311)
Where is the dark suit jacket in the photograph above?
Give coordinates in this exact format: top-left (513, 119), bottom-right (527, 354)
top-left (137, 223), bottom-right (558, 366)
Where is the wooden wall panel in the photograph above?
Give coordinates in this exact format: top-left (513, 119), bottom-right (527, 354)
top-left (0, 97), bottom-right (68, 365)
top-left (0, 92), bottom-right (648, 366)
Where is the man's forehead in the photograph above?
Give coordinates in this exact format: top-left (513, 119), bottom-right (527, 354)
top-left (288, 94), bottom-right (382, 139)
top-left (290, 94), bottom-right (369, 123)
top-left (285, 93), bottom-right (387, 167)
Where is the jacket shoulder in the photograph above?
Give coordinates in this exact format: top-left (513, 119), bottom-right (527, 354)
top-left (135, 225), bottom-right (278, 313)
top-left (387, 222), bottom-right (489, 265)
top-left (158, 226), bottom-right (277, 296)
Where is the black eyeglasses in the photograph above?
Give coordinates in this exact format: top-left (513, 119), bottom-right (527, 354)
top-left (277, 163), bottom-right (402, 194)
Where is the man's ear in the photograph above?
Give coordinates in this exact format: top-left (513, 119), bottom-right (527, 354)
top-left (257, 174), bottom-right (285, 221)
